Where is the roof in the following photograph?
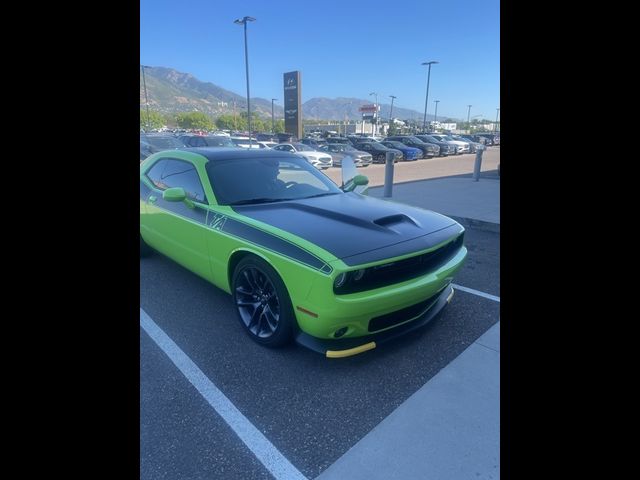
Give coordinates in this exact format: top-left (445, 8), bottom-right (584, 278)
top-left (181, 147), bottom-right (299, 162)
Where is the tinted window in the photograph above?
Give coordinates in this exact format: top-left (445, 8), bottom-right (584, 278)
top-left (147, 158), bottom-right (207, 204)
top-left (146, 159), bottom-right (168, 186)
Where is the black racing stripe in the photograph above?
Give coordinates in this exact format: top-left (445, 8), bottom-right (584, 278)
top-left (215, 216), bottom-right (332, 274)
top-left (154, 196), bottom-right (208, 225)
top-left (340, 224), bottom-right (464, 266)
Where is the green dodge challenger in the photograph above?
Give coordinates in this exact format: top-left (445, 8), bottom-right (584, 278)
top-left (140, 147), bottom-right (467, 357)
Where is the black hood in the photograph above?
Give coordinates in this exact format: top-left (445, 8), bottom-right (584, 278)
top-left (233, 192), bottom-right (463, 266)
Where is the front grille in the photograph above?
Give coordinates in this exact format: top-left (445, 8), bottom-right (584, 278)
top-left (334, 233), bottom-right (464, 295)
top-left (368, 290), bottom-right (442, 332)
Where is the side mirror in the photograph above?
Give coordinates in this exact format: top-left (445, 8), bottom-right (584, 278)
top-left (163, 187), bottom-right (186, 202)
top-left (342, 174), bottom-right (369, 192)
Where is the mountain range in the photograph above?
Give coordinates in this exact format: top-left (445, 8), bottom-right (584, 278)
top-left (140, 66), bottom-right (450, 122)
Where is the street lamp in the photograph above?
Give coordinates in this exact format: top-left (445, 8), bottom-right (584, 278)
top-left (494, 107), bottom-right (500, 133)
top-left (389, 95), bottom-right (397, 135)
top-left (466, 104), bottom-right (472, 133)
top-left (433, 100), bottom-right (440, 130)
top-left (271, 98), bottom-right (277, 134)
top-left (389, 95), bottom-right (396, 123)
top-left (234, 16), bottom-right (256, 146)
top-left (369, 92), bottom-right (378, 136)
top-left (141, 65), bottom-right (151, 131)
top-left (421, 61), bottom-right (438, 132)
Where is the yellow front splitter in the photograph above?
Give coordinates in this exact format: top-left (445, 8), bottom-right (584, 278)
top-left (326, 341), bottom-right (377, 358)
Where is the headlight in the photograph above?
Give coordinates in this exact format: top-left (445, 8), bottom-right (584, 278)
top-left (352, 269), bottom-right (365, 281)
top-left (334, 273), bottom-right (347, 288)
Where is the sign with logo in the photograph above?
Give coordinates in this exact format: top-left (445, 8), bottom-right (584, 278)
top-left (283, 71), bottom-right (302, 139)
top-left (359, 104), bottom-right (378, 113)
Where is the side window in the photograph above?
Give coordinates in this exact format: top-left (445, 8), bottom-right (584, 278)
top-left (285, 145), bottom-right (293, 151)
top-left (145, 159), bottom-right (168, 189)
top-left (273, 145), bottom-right (282, 151)
top-left (161, 160), bottom-right (207, 203)
top-left (148, 158), bottom-right (207, 204)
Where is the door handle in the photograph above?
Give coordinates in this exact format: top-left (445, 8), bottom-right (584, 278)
top-left (148, 195), bottom-right (157, 204)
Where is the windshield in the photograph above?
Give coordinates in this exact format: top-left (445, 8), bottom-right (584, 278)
top-left (404, 136), bottom-right (426, 145)
top-left (205, 156), bottom-right (342, 205)
top-left (205, 136), bottom-right (235, 147)
top-left (383, 141), bottom-right (404, 149)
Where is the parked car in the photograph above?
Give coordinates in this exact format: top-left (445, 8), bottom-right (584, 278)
top-left (387, 135), bottom-right (448, 157)
top-left (325, 136), bottom-right (352, 145)
top-left (474, 133), bottom-right (499, 145)
top-left (271, 143), bottom-right (333, 169)
top-left (453, 135), bottom-right (483, 153)
top-left (430, 134), bottom-right (470, 154)
top-left (178, 134), bottom-right (235, 148)
top-left (140, 148), bottom-right (467, 355)
top-left (231, 137), bottom-right (261, 149)
top-left (140, 134), bottom-right (184, 161)
top-left (276, 132), bottom-right (296, 143)
top-left (380, 140), bottom-right (424, 160)
top-left (354, 142), bottom-right (403, 163)
top-left (319, 144), bottom-right (372, 167)
top-left (257, 141), bottom-right (278, 149)
top-left (300, 137), bottom-right (328, 149)
top-left (256, 133), bottom-right (277, 142)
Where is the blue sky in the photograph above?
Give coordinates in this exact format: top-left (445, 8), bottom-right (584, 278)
top-left (141, 0), bottom-right (499, 121)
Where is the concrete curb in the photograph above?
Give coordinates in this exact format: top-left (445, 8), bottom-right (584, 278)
top-left (449, 215), bottom-right (500, 234)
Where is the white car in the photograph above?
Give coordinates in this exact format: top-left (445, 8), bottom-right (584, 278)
top-left (271, 143), bottom-right (333, 169)
top-left (230, 136), bottom-right (261, 149)
top-left (257, 141), bottom-right (278, 149)
top-left (431, 134), bottom-right (470, 154)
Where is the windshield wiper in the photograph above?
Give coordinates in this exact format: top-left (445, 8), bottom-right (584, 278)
top-left (228, 197), bottom-right (291, 206)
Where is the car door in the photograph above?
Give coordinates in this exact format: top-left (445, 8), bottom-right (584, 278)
top-left (141, 157), bottom-right (211, 279)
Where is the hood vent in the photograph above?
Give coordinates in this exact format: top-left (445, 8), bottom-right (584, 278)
top-left (374, 214), bottom-right (418, 227)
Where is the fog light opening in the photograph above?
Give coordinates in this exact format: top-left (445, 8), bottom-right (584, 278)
top-left (334, 327), bottom-right (348, 338)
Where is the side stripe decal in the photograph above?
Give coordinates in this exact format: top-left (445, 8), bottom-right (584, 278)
top-left (141, 180), bottom-right (332, 275)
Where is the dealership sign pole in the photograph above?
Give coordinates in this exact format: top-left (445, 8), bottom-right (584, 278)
top-left (284, 71), bottom-right (302, 140)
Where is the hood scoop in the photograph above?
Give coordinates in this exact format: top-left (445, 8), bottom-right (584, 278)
top-left (373, 214), bottom-right (419, 227)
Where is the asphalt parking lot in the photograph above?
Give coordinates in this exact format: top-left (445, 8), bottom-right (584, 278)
top-left (140, 221), bottom-right (500, 479)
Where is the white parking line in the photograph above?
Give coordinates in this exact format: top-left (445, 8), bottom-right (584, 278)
top-left (140, 308), bottom-right (307, 480)
top-left (452, 284), bottom-right (500, 302)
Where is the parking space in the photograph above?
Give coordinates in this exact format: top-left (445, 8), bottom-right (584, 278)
top-left (140, 225), bottom-right (500, 479)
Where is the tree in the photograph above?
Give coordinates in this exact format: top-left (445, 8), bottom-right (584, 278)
top-left (175, 111), bottom-right (214, 130)
top-left (273, 119), bottom-right (285, 133)
top-left (215, 114), bottom-right (240, 130)
top-left (139, 109), bottom-right (166, 130)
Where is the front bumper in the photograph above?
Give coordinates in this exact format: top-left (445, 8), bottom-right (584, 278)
top-left (295, 284), bottom-right (455, 357)
top-left (292, 244), bottom-right (467, 355)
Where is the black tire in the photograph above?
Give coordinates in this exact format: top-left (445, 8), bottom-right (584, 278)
top-left (231, 255), bottom-right (295, 348)
top-left (377, 153), bottom-right (385, 163)
top-left (140, 234), bottom-right (153, 257)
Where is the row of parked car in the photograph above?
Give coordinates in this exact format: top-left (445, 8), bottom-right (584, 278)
top-left (140, 131), bottom-right (498, 170)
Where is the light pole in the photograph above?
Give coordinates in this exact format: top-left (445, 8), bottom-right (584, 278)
top-left (421, 61), bottom-right (438, 132)
top-left (494, 107), bottom-right (500, 133)
top-left (389, 95), bottom-right (396, 132)
top-left (141, 65), bottom-right (151, 131)
top-left (369, 92), bottom-right (378, 136)
top-left (234, 16), bottom-right (256, 146)
top-left (433, 100), bottom-right (440, 130)
top-left (271, 98), bottom-right (277, 134)
top-left (466, 104), bottom-right (472, 133)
